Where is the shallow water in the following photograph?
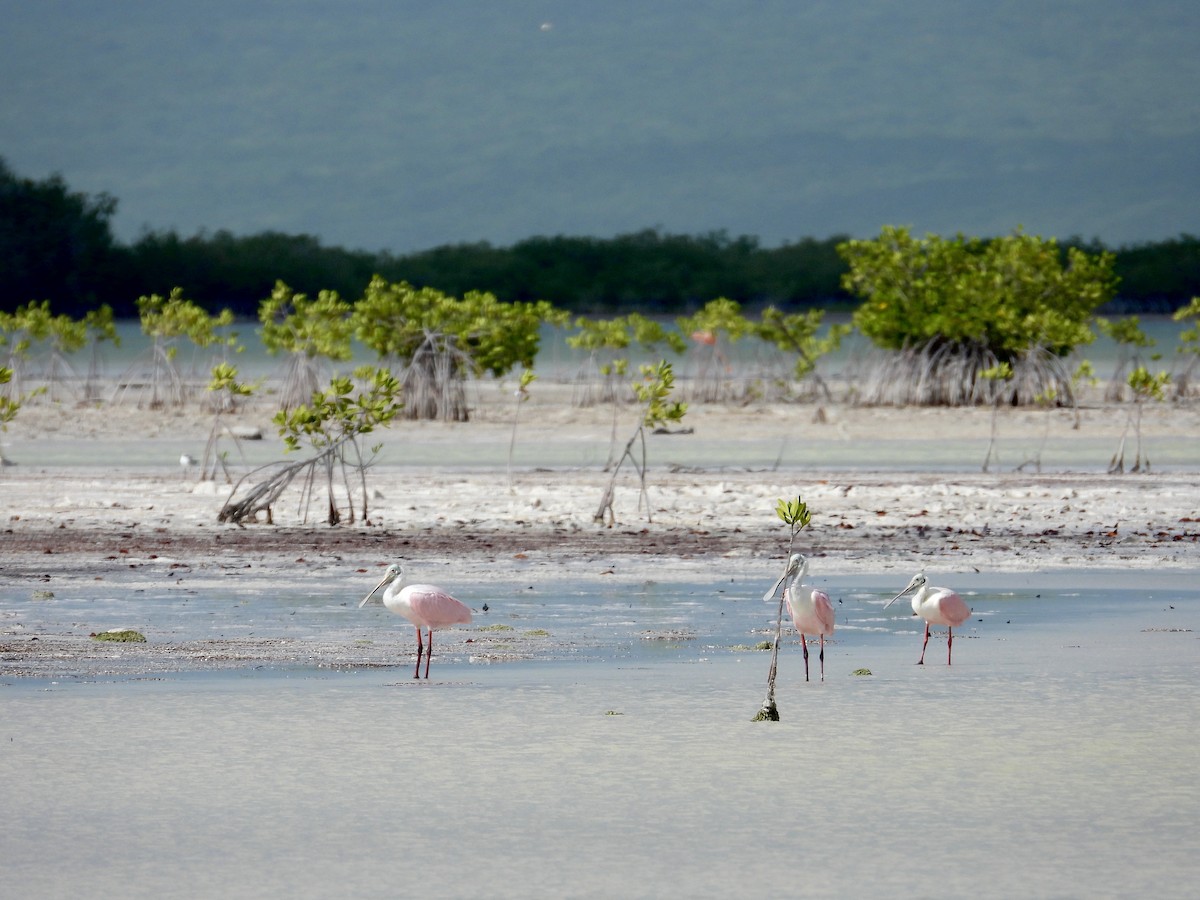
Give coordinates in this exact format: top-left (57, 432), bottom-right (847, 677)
top-left (3, 573), bottom-right (1198, 898)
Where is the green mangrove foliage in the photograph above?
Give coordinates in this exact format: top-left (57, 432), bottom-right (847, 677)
top-left (594, 360), bottom-right (687, 526)
top-left (354, 276), bottom-right (566, 421)
top-left (1171, 297), bottom-right (1200, 397)
top-left (219, 367), bottom-right (402, 526)
top-left (755, 306), bottom-right (852, 402)
top-left (676, 297), bottom-right (755, 402)
top-left (0, 366), bottom-right (20, 431)
top-left (199, 362), bottom-right (254, 482)
top-left (840, 227), bottom-right (1117, 406)
top-left (1096, 315), bottom-right (1160, 402)
top-left (114, 287), bottom-right (237, 408)
top-left (259, 280), bottom-right (354, 412)
top-left (81, 304), bottom-right (120, 401)
top-left (0, 300), bottom-right (88, 402)
top-left (566, 312), bottom-right (686, 407)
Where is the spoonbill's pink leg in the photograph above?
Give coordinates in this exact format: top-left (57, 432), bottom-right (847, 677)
top-left (424, 629), bottom-right (433, 679)
top-left (917, 622), bottom-right (931, 665)
top-left (818, 634), bottom-right (825, 682)
top-left (414, 627), bottom-right (424, 679)
top-left (800, 635), bottom-right (810, 682)
top-left (947, 627), bottom-right (954, 666)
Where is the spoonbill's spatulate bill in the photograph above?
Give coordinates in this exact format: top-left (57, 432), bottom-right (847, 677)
top-left (884, 572), bottom-right (971, 665)
top-left (360, 563), bottom-right (472, 679)
top-left (763, 553), bottom-right (836, 682)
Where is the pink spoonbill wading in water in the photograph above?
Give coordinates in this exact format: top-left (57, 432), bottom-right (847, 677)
top-left (360, 563), bottom-right (473, 679)
top-left (763, 553), bottom-right (835, 682)
top-left (883, 572), bottom-right (971, 665)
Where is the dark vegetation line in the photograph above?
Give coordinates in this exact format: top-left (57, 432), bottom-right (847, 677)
top-left (3, 156), bottom-right (1197, 319)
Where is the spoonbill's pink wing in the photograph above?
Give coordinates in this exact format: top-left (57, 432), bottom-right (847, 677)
top-left (786, 588), bottom-right (836, 637)
top-left (930, 588), bottom-right (971, 627)
top-left (402, 584), bottom-right (473, 629)
top-left (812, 589), bottom-right (836, 636)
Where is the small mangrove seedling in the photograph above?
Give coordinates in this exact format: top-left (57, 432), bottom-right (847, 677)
top-left (979, 361), bottom-right (1013, 473)
top-left (507, 367), bottom-right (536, 490)
top-left (200, 362), bottom-right (253, 483)
top-left (1109, 366), bottom-right (1170, 473)
top-left (754, 496), bottom-right (813, 722)
top-left (594, 360), bottom-right (687, 526)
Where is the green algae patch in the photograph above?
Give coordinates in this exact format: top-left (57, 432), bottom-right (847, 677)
top-left (477, 624), bottom-right (514, 632)
top-left (731, 641), bottom-right (773, 651)
top-left (523, 629), bottom-right (550, 637)
top-left (851, 668), bottom-right (873, 676)
top-left (92, 629), bottom-right (147, 643)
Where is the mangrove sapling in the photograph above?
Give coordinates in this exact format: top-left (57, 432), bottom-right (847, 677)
top-left (0, 303), bottom-right (59, 403)
top-left (1012, 358), bottom-right (1094, 472)
top-left (566, 315), bottom-right (633, 409)
top-left (354, 277), bottom-right (564, 422)
top-left (0, 366), bottom-right (22, 466)
top-left (1014, 390), bottom-right (1057, 474)
top-left (1096, 316), bottom-right (1159, 402)
top-left (199, 363), bottom-right (253, 483)
top-left (507, 368), bottom-right (536, 490)
top-left (980, 362), bottom-right (1014, 473)
top-left (594, 361), bottom-right (687, 526)
top-left (566, 314), bottom-right (685, 464)
top-left (0, 301), bottom-right (91, 404)
top-left (676, 298), bottom-right (754, 403)
top-left (114, 288), bottom-right (236, 409)
top-left (218, 367), bottom-right (402, 526)
top-left (755, 306), bottom-right (852, 405)
top-left (259, 281), bottom-right (354, 413)
top-left (1108, 366), bottom-right (1170, 474)
top-left (82, 305), bottom-right (120, 403)
top-left (754, 496), bottom-right (813, 722)
top-left (566, 312), bottom-right (685, 405)
top-left (1171, 298), bottom-right (1200, 398)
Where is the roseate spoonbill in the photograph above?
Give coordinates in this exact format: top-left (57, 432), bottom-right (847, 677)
top-left (763, 553), bottom-right (836, 682)
top-left (360, 563), bottom-right (472, 679)
top-left (883, 572), bottom-right (971, 665)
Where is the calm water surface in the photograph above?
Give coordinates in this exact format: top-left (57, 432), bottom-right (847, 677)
top-left (3, 573), bottom-right (1197, 898)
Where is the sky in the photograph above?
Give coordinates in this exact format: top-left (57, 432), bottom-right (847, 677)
top-left (2, 1), bottom-right (1197, 254)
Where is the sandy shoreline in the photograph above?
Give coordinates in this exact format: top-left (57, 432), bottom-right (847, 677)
top-left (3, 390), bottom-right (1197, 566)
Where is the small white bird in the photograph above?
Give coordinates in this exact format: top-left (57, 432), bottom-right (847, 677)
top-left (883, 572), bottom-right (972, 665)
top-left (763, 553), bottom-right (836, 682)
top-left (179, 453), bottom-right (197, 479)
top-left (360, 563), bottom-right (473, 679)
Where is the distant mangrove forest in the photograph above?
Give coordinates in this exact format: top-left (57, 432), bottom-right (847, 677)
top-left (3, 157), bottom-right (1199, 320)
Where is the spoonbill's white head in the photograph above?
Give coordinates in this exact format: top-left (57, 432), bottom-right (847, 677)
top-left (360, 563), bottom-right (404, 608)
top-left (883, 571), bottom-right (927, 610)
top-left (763, 552), bottom-right (808, 602)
